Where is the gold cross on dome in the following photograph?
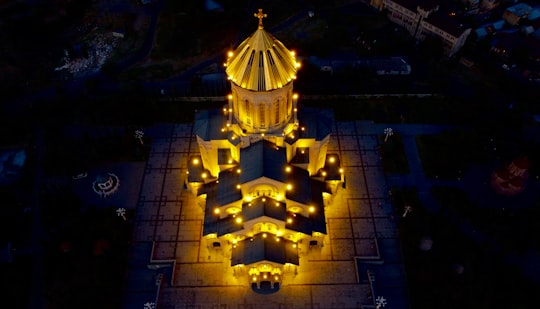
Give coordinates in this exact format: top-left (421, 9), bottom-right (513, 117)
top-left (254, 9), bottom-right (267, 29)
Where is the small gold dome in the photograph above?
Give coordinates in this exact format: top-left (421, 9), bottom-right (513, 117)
top-left (225, 10), bottom-right (298, 91)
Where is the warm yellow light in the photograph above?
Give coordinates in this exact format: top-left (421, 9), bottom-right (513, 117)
top-left (245, 196), bottom-right (252, 202)
top-left (289, 134), bottom-right (295, 139)
top-left (293, 244), bottom-right (297, 248)
top-left (263, 233), bottom-right (267, 238)
top-left (275, 202), bottom-right (280, 207)
top-left (263, 274), bottom-right (267, 279)
top-left (301, 127), bottom-right (305, 131)
top-left (293, 94), bottom-right (298, 99)
top-left (223, 107), bottom-right (227, 112)
top-left (232, 239), bottom-right (237, 244)
top-left (214, 208), bottom-right (220, 214)
top-left (236, 168), bottom-right (241, 174)
top-left (275, 237), bottom-right (280, 242)
top-left (339, 168), bottom-right (344, 173)
top-left (221, 128), bottom-right (225, 132)
top-left (228, 94), bottom-right (233, 99)
top-left (202, 172), bottom-right (207, 178)
top-left (286, 184), bottom-right (292, 190)
top-left (262, 198), bottom-right (266, 202)
top-left (229, 108), bottom-right (232, 112)
top-left (321, 171), bottom-right (327, 177)
top-left (236, 217), bottom-right (243, 224)
top-left (236, 184), bottom-right (241, 189)
top-left (228, 159), bottom-right (233, 164)
top-left (287, 218), bottom-right (292, 223)
top-left (275, 276), bottom-right (279, 281)
top-left (329, 156), bottom-right (335, 163)
top-left (253, 277), bottom-right (257, 281)
top-left (285, 166), bottom-right (291, 173)
top-left (276, 194), bottom-right (283, 200)
top-left (193, 158), bottom-right (199, 165)
top-left (291, 51), bottom-right (296, 56)
top-left (309, 206), bottom-right (315, 213)
top-left (228, 51), bottom-right (234, 57)
top-left (294, 108), bottom-right (298, 112)
top-left (301, 150), bottom-right (305, 154)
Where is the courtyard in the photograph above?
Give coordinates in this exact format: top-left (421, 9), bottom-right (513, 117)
top-left (122, 120), bottom-right (409, 308)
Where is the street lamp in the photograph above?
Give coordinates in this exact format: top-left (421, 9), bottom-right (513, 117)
top-left (143, 302), bottom-right (155, 309)
top-left (402, 205), bottom-right (413, 218)
top-left (375, 296), bottom-right (387, 308)
top-left (116, 207), bottom-right (127, 221)
top-left (383, 127), bottom-right (393, 142)
top-left (134, 130), bottom-right (144, 145)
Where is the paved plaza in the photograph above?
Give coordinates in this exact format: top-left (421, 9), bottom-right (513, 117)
top-left (123, 120), bottom-right (409, 309)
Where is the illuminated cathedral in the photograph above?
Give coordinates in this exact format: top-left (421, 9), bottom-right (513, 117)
top-left (186, 9), bottom-right (343, 292)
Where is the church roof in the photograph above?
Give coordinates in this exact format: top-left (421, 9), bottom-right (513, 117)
top-left (231, 233), bottom-right (299, 266)
top-left (239, 140), bottom-right (288, 183)
top-left (193, 109), bottom-right (228, 141)
top-left (225, 10), bottom-right (299, 91)
top-left (242, 196), bottom-right (287, 222)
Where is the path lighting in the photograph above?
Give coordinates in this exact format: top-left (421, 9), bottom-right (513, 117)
top-left (375, 296), bottom-right (387, 308)
top-left (383, 127), bottom-right (393, 142)
top-left (402, 205), bottom-right (413, 218)
top-left (134, 130), bottom-right (144, 145)
top-left (116, 208), bottom-right (127, 221)
top-left (143, 302), bottom-right (156, 309)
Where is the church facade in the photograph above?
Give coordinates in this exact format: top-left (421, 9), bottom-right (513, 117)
top-left (185, 9), bottom-right (343, 292)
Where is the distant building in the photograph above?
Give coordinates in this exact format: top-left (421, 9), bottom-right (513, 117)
top-left (475, 19), bottom-right (505, 39)
top-left (503, 3), bottom-right (532, 26)
top-left (379, 0), bottom-right (472, 56)
top-left (308, 55), bottom-right (412, 75)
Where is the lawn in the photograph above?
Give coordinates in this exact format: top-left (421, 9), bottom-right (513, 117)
top-left (392, 186), bottom-right (540, 308)
top-left (378, 132), bottom-right (409, 174)
top-left (416, 129), bottom-right (491, 179)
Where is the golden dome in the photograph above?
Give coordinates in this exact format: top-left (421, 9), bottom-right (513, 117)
top-left (225, 10), bottom-right (299, 91)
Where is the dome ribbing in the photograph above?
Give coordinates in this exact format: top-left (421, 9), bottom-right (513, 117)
top-left (225, 11), bottom-right (299, 91)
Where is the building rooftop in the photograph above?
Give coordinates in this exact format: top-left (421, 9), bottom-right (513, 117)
top-left (225, 10), bottom-right (299, 91)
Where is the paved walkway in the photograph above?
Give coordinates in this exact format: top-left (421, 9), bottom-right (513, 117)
top-left (123, 120), bottom-right (410, 309)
